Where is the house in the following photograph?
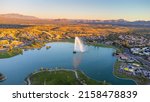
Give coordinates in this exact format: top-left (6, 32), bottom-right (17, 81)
top-left (132, 63), bottom-right (140, 67)
top-left (10, 41), bottom-right (23, 48)
top-left (118, 54), bottom-right (128, 60)
top-left (105, 41), bottom-right (113, 45)
top-left (130, 48), bottom-right (141, 54)
top-left (131, 47), bottom-right (150, 56)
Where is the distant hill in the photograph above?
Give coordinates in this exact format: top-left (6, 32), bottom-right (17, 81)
top-left (0, 13), bottom-right (53, 24)
top-left (76, 19), bottom-right (150, 27)
top-left (0, 13), bottom-right (150, 27)
top-left (0, 13), bottom-right (39, 20)
top-left (0, 13), bottom-right (74, 25)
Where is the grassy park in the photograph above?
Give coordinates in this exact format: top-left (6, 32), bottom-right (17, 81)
top-left (28, 69), bottom-right (109, 85)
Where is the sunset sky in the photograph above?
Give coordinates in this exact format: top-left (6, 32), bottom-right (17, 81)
top-left (0, 0), bottom-right (150, 21)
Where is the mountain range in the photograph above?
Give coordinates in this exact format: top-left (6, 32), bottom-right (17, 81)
top-left (0, 13), bottom-right (39, 20)
top-left (0, 13), bottom-right (150, 27)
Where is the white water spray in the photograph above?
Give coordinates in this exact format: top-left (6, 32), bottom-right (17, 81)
top-left (74, 37), bottom-right (86, 53)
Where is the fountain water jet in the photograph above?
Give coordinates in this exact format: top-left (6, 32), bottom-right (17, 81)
top-left (73, 37), bottom-right (86, 53)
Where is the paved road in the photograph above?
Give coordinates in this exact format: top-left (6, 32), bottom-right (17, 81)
top-left (124, 48), bottom-right (150, 67)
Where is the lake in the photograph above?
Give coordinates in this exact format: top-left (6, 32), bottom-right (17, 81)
top-left (0, 42), bottom-right (135, 85)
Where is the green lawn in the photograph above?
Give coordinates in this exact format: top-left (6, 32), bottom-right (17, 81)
top-left (30, 70), bottom-right (80, 85)
top-left (0, 48), bottom-right (23, 58)
top-left (29, 70), bottom-right (109, 85)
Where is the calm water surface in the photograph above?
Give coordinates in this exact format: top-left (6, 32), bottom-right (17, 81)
top-left (0, 42), bottom-right (135, 85)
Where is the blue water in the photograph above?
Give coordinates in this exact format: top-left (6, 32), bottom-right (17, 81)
top-left (0, 42), bottom-right (135, 85)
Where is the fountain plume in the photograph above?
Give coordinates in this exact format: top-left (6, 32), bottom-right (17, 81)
top-left (73, 37), bottom-right (86, 53)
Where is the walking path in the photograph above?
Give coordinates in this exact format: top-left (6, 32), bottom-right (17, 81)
top-left (26, 68), bottom-right (80, 85)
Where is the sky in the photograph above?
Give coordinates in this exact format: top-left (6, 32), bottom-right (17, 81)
top-left (0, 0), bottom-right (150, 21)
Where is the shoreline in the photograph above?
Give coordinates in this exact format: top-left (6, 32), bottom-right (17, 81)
top-left (112, 62), bottom-right (138, 85)
top-left (0, 48), bottom-right (23, 59)
top-left (25, 68), bottom-right (108, 85)
top-left (25, 69), bottom-right (77, 85)
top-left (112, 60), bottom-right (138, 85)
top-left (113, 60), bottom-right (150, 85)
top-left (89, 42), bottom-right (139, 84)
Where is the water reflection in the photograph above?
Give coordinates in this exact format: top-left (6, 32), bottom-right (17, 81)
top-left (73, 53), bottom-right (83, 69)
